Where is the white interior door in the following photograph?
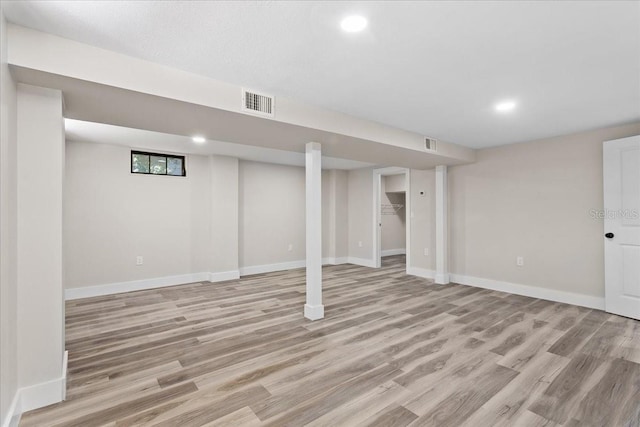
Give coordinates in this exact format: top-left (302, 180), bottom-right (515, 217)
top-left (604, 135), bottom-right (640, 320)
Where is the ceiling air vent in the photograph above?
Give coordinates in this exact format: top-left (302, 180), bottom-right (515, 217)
top-left (242, 89), bottom-right (275, 118)
top-left (424, 137), bottom-right (438, 152)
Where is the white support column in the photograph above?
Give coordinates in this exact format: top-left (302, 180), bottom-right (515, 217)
top-left (305, 142), bottom-right (324, 320)
top-left (16, 84), bottom-right (66, 410)
top-left (435, 165), bottom-right (450, 284)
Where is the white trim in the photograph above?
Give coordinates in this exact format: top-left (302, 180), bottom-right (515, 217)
top-left (450, 274), bottom-right (605, 310)
top-left (1, 391), bottom-right (21, 427)
top-left (405, 170), bottom-right (412, 274)
top-left (209, 270), bottom-right (240, 282)
top-left (435, 165), bottom-right (449, 284)
top-left (435, 273), bottom-right (450, 284)
top-left (322, 257), bottom-right (348, 265)
top-left (373, 170), bottom-right (382, 268)
top-left (373, 167), bottom-right (411, 272)
top-left (240, 258), bottom-right (348, 276)
top-left (381, 248), bottom-right (406, 257)
top-left (304, 304), bottom-right (325, 320)
top-left (305, 142), bottom-right (324, 320)
top-left (16, 350), bottom-right (68, 414)
top-left (64, 260), bottom-right (356, 300)
top-left (347, 257), bottom-right (377, 268)
top-left (240, 260), bottom-right (306, 276)
top-left (407, 266), bottom-right (436, 279)
top-left (61, 350), bottom-right (68, 400)
top-left (65, 272), bottom-right (211, 300)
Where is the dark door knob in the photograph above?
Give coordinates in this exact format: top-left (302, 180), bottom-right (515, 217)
top-left (605, 232), bottom-right (614, 239)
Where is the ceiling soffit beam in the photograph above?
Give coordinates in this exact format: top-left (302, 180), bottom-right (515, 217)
top-left (7, 24), bottom-right (476, 168)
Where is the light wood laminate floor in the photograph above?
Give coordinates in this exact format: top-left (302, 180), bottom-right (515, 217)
top-left (21, 256), bottom-right (640, 426)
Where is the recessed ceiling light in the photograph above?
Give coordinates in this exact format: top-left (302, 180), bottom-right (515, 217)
top-left (495, 101), bottom-right (517, 113)
top-left (192, 136), bottom-right (206, 144)
top-left (341, 15), bottom-right (367, 33)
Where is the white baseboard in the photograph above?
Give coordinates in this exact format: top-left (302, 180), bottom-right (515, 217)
top-left (61, 350), bottom-right (68, 400)
top-left (239, 260), bottom-right (307, 276)
top-left (65, 272), bottom-right (211, 300)
top-left (209, 270), bottom-right (240, 282)
top-left (322, 257), bottom-right (348, 265)
top-left (7, 350), bottom-right (68, 420)
top-left (449, 273), bottom-right (605, 310)
top-left (381, 248), bottom-right (406, 257)
top-left (304, 303), bottom-right (325, 320)
top-left (1, 390), bottom-right (20, 427)
top-left (407, 266), bottom-right (435, 279)
top-left (239, 258), bottom-right (350, 276)
top-left (435, 273), bottom-right (450, 285)
top-left (65, 259), bottom-right (355, 300)
top-left (347, 257), bottom-right (377, 268)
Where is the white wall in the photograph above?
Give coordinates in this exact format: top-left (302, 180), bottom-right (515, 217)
top-left (0, 4), bottom-right (18, 424)
top-left (385, 174), bottom-right (406, 193)
top-left (322, 169), bottom-right (348, 261)
top-left (16, 84), bottom-right (66, 408)
top-left (65, 141), bottom-right (211, 288)
top-left (239, 160), bottom-right (306, 269)
top-left (347, 168), bottom-right (374, 261)
top-left (449, 122), bottom-right (640, 299)
top-left (209, 155), bottom-right (239, 275)
top-left (410, 169), bottom-right (436, 271)
top-left (381, 175), bottom-right (406, 252)
top-left (64, 144), bottom-right (353, 287)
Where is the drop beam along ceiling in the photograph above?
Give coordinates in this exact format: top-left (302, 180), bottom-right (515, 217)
top-left (4, 1), bottom-right (639, 148)
top-left (65, 119), bottom-right (376, 170)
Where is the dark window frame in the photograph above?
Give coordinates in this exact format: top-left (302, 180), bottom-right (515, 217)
top-left (131, 150), bottom-right (186, 177)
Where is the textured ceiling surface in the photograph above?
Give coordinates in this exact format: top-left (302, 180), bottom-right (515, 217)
top-left (4, 1), bottom-right (639, 148)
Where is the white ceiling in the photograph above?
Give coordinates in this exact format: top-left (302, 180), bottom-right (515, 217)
top-left (5, 1), bottom-right (640, 148)
top-left (65, 119), bottom-right (376, 170)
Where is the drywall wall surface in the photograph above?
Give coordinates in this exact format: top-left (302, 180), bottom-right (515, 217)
top-left (189, 155), bottom-right (213, 273)
top-left (410, 169), bottom-right (436, 270)
top-left (239, 160), bottom-right (305, 268)
top-left (65, 141), bottom-right (211, 287)
top-left (0, 4), bottom-right (18, 422)
top-left (333, 170), bottom-right (349, 258)
top-left (322, 169), bottom-right (349, 260)
top-left (322, 171), bottom-right (332, 258)
top-left (209, 155), bottom-right (239, 273)
top-left (348, 167), bottom-right (374, 260)
top-left (449, 122), bottom-right (640, 298)
top-left (381, 176), bottom-right (406, 252)
top-left (385, 173), bottom-right (406, 193)
top-left (16, 84), bottom-right (65, 390)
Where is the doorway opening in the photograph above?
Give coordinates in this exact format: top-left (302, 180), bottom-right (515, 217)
top-left (373, 167), bottom-right (411, 271)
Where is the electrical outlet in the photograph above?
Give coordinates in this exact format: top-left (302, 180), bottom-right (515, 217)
top-left (288, 244), bottom-right (293, 252)
top-left (136, 256), bottom-right (143, 266)
top-left (358, 241), bottom-right (363, 247)
top-left (424, 248), bottom-right (429, 256)
top-left (516, 256), bottom-right (524, 267)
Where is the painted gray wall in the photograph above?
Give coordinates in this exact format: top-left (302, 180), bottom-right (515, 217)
top-left (410, 169), bottom-right (436, 271)
top-left (65, 141), bottom-right (212, 287)
top-left (16, 84), bottom-right (65, 393)
top-left (0, 4), bottom-right (18, 422)
top-left (449, 122), bottom-right (640, 298)
top-left (64, 143), bottom-right (352, 287)
top-left (239, 160), bottom-right (306, 268)
top-left (347, 168), bottom-right (374, 260)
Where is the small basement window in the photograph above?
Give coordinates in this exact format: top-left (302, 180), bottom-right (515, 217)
top-left (131, 151), bottom-right (186, 177)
